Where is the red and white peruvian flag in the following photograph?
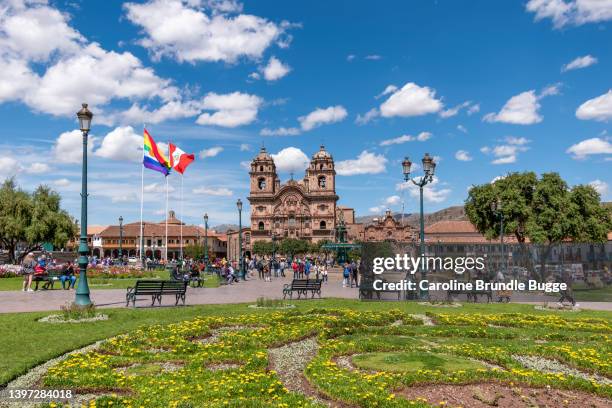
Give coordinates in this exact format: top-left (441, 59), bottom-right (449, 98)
top-left (169, 143), bottom-right (195, 175)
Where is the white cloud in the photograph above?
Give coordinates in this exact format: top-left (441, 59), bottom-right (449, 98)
top-left (346, 54), bottom-right (356, 62)
top-left (365, 54), bottom-right (382, 60)
top-left (589, 179), bottom-right (609, 196)
top-left (53, 178), bottom-right (71, 187)
top-left (566, 137), bottom-right (612, 159)
top-left (380, 131), bottom-right (432, 146)
top-left (239, 160), bottom-right (251, 170)
top-left (375, 85), bottom-right (398, 99)
top-left (95, 126), bottom-right (143, 162)
top-left (144, 182), bottom-right (175, 193)
top-left (467, 103), bottom-right (480, 115)
top-left (261, 56), bottom-right (291, 81)
top-left (379, 82), bottom-right (443, 118)
top-left (0, 156), bottom-right (19, 177)
top-left (562, 54), bottom-right (598, 72)
top-left (52, 130), bottom-right (94, 164)
top-left (526, 0), bottom-right (612, 28)
top-left (25, 162), bottom-right (50, 174)
top-left (576, 90), bottom-right (612, 122)
top-left (396, 176), bottom-right (451, 203)
top-left (124, 0), bottom-right (290, 63)
top-left (200, 146), bottom-right (224, 158)
top-left (369, 206), bottom-right (385, 213)
top-left (0, 1), bottom-right (181, 123)
top-left (239, 143), bottom-right (251, 151)
top-left (298, 105), bottom-right (347, 131)
top-left (336, 151), bottom-right (387, 176)
top-left (196, 91), bottom-right (262, 127)
top-left (439, 101), bottom-right (476, 118)
top-left (260, 127), bottom-right (301, 136)
top-left (457, 124), bottom-right (468, 133)
top-left (192, 186), bottom-right (233, 196)
top-left (355, 108), bottom-right (379, 125)
top-left (483, 90), bottom-right (546, 125)
top-left (271, 147), bottom-right (309, 173)
top-left (455, 150), bottom-right (472, 161)
top-left (481, 136), bottom-right (531, 164)
top-left (105, 100), bottom-right (202, 126)
top-left (385, 195), bottom-right (401, 205)
top-left (540, 82), bottom-right (562, 97)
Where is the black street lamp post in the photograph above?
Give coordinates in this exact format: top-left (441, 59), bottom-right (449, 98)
top-left (75, 103), bottom-right (93, 306)
top-left (118, 216), bottom-right (123, 264)
top-left (203, 213), bottom-right (209, 272)
top-left (271, 232), bottom-right (278, 261)
top-left (402, 153), bottom-right (436, 300)
top-left (237, 199), bottom-right (245, 280)
top-left (491, 198), bottom-right (505, 277)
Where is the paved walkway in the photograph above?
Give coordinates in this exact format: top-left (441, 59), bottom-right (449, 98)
top-left (0, 274), bottom-right (358, 313)
top-left (1, 273), bottom-right (610, 313)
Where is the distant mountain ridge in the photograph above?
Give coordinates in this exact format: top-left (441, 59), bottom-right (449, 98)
top-left (355, 205), bottom-right (467, 227)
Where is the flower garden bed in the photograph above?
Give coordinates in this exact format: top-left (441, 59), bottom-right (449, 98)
top-left (17, 308), bottom-right (610, 407)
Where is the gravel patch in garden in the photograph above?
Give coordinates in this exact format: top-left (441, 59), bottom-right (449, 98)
top-left (410, 314), bottom-right (435, 326)
top-left (512, 355), bottom-right (612, 385)
top-left (418, 302), bottom-right (462, 308)
top-left (206, 363), bottom-right (242, 371)
top-left (268, 337), bottom-right (342, 407)
top-left (38, 314), bottom-right (109, 324)
top-left (1, 339), bottom-right (110, 408)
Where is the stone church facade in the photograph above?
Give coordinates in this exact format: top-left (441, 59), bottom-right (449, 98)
top-left (247, 145), bottom-right (344, 245)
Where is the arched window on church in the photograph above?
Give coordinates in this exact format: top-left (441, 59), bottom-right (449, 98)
top-left (259, 165), bottom-right (263, 172)
top-left (318, 175), bottom-right (326, 188)
top-left (320, 220), bottom-right (326, 230)
top-left (258, 221), bottom-right (264, 231)
top-left (319, 163), bottom-right (324, 170)
top-left (258, 177), bottom-right (266, 190)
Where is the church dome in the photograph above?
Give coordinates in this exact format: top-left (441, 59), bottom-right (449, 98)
top-left (312, 145), bottom-right (332, 160)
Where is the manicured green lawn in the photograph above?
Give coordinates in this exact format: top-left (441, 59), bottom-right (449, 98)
top-left (0, 271), bottom-right (220, 291)
top-left (0, 299), bottom-right (609, 387)
top-left (352, 351), bottom-right (485, 372)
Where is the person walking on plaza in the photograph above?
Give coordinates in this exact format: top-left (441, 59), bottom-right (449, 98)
top-left (60, 261), bottom-right (77, 290)
top-left (321, 263), bottom-right (328, 284)
top-left (21, 252), bottom-right (36, 292)
top-left (350, 261), bottom-right (359, 288)
top-left (280, 259), bottom-right (286, 277)
top-left (342, 262), bottom-right (351, 287)
top-left (292, 260), bottom-right (299, 279)
top-left (298, 260), bottom-right (305, 279)
top-left (304, 259), bottom-right (311, 280)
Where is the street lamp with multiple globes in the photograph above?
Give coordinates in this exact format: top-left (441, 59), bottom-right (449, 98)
top-left (402, 153), bottom-right (436, 299)
top-left (75, 103), bottom-right (93, 306)
top-left (118, 216), bottom-right (124, 263)
top-left (236, 199), bottom-right (245, 280)
top-left (203, 213), bottom-right (209, 272)
top-left (490, 198), bottom-right (505, 277)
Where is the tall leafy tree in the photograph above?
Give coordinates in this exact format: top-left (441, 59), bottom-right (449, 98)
top-left (252, 240), bottom-right (273, 256)
top-left (465, 172), bottom-right (536, 243)
top-left (0, 179), bottom-right (76, 263)
top-left (466, 172), bottom-right (611, 280)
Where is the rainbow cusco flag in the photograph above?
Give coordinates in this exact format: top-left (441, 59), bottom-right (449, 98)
top-left (143, 129), bottom-right (170, 176)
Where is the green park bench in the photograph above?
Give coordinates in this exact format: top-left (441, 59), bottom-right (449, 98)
top-left (282, 279), bottom-right (322, 299)
top-left (125, 280), bottom-right (188, 307)
top-left (33, 269), bottom-right (63, 290)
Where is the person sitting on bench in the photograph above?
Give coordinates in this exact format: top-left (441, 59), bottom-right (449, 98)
top-left (60, 261), bottom-right (76, 290)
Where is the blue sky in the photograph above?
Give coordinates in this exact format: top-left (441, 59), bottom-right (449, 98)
top-left (1, 0), bottom-right (611, 228)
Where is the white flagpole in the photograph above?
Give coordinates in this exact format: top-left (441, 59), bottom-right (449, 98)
top-left (165, 173), bottom-right (169, 263)
top-left (139, 124), bottom-right (146, 268)
top-left (180, 174), bottom-right (183, 260)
